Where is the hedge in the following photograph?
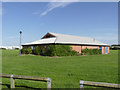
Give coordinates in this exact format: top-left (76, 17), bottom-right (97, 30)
top-left (44, 45), bottom-right (78, 56)
top-left (81, 48), bottom-right (102, 55)
top-left (33, 45), bottom-right (78, 56)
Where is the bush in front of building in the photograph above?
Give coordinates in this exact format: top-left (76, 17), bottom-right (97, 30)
top-left (21, 47), bottom-right (26, 54)
top-left (81, 48), bottom-right (102, 55)
top-left (21, 47), bottom-right (32, 54)
top-left (43, 45), bottom-right (78, 56)
top-left (43, 45), bottom-right (55, 56)
top-left (34, 46), bottom-right (41, 55)
top-left (69, 50), bottom-right (79, 56)
top-left (93, 49), bottom-right (102, 54)
top-left (27, 47), bottom-right (32, 54)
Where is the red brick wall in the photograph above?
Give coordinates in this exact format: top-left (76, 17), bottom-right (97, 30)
top-left (81, 46), bottom-right (99, 50)
top-left (70, 45), bottom-right (110, 54)
top-left (70, 45), bottom-right (99, 54)
top-left (70, 45), bottom-right (82, 53)
top-left (102, 46), bottom-right (105, 54)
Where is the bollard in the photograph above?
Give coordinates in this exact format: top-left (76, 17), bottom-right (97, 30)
top-left (47, 78), bottom-right (51, 90)
top-left (80, 80), bottom-right (84, 90)
top-left (10, 75), bottom-right (15, 88)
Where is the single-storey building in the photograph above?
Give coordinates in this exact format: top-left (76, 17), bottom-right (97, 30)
top-left (23, 32), bottom-right (110, 54)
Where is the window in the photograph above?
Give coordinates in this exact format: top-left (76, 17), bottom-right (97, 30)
top-left (33, 46), bottom-right (36, 50)
top-left (31, 46), bottom-right (34, 50)
top-left (31, 46), bottom-right (36, 50)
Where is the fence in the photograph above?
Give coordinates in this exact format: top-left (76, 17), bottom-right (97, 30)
top-left (0, 74), bottom-right (51, 89)
top-left (80, 80), bottom-right (120, 89)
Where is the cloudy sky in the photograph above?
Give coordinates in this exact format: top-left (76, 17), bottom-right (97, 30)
top-left (2, 2), bottom-right (118, 46)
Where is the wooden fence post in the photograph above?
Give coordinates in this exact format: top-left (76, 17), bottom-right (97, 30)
top-left (47, 78), bottom-right (51, 90)
top-left (10, 75), bottom-right (15, 88)
top-left (80, 80), bottom-right (84, 90)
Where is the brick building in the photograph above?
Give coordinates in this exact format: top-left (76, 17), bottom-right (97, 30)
top-left (23, 32), bottom-right (110, 54)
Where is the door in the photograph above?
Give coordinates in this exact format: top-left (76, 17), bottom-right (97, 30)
top-left (105, 47), bottom-right (108, 54)
top-left (99, 46), bottom-right (102, 51)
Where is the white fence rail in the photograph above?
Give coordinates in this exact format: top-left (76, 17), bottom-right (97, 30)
top-left (80, 80), bottom-right (120, 89)
top-left (0, 74), bottom-right (51, 89)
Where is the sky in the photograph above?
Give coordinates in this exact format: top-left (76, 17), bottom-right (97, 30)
top-left (2, 2), bottom-right (118, 46)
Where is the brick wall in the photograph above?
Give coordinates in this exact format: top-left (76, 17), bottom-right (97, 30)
top-left (70, 45), bottom-right (82, 53)
top-left (102, 46), bottom-right (105, 54)
top-left (81, 46), bottom-right (99, 50)
top-left (70, 45), bottom-right (110, 54)
top-left (70, 45), bottom-right (99, 54)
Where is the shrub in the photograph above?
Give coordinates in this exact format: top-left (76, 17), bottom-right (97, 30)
top-left (43, 45), bottom-right (78, 56)
top-left (43, 45), bottom-right (56, 56)
top-left (21, 47), bottom-right (32, 54)
top-left (93, 49), bottom-right (102, 54)
top-left (82, 48), bottom-right (102, 55)
top-left (70, 50), bottom-right (79, 56)
top-left (81, 48), bottom-right (88, 55)
top-left (21, 47), bottom-right (26, 54)
top-left (54, 45), bottom-right (68, 56)
top-left (27, 47), bottom-right (32, 54)
top-left (34, 46), bottom-right (41, 55)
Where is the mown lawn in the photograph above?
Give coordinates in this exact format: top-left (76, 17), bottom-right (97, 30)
top-left (2, 50), bottom-right (118, 88)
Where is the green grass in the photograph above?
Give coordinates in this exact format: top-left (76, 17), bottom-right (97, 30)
top-left (2, 50), bottom-right (118, 88)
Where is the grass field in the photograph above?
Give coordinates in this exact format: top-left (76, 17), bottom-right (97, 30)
top-left (2, 50), bottom-right (118, 88)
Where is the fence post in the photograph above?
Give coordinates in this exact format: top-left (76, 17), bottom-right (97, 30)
top-left (80, 80), bottom-right (84, 90)
top-left (10, 75), bottom-right (15, 88)
top-left (47, 78), bottom-right (51, 90)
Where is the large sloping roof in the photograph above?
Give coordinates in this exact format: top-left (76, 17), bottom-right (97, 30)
top-left (23, 32), bottom-right (108, 46)
top-left (24, 37), bottom-right (56, 45)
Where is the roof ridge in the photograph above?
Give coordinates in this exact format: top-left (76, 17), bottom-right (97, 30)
top-left (49, 32), bottom-right (94, 40)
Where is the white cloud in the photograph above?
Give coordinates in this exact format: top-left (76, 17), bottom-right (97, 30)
top-left (31, 0), bottom-right (119, 16)
top-left (40, 2), bottom-right (72, 16)
top-left (40, 0), bottom-right (81, 16)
